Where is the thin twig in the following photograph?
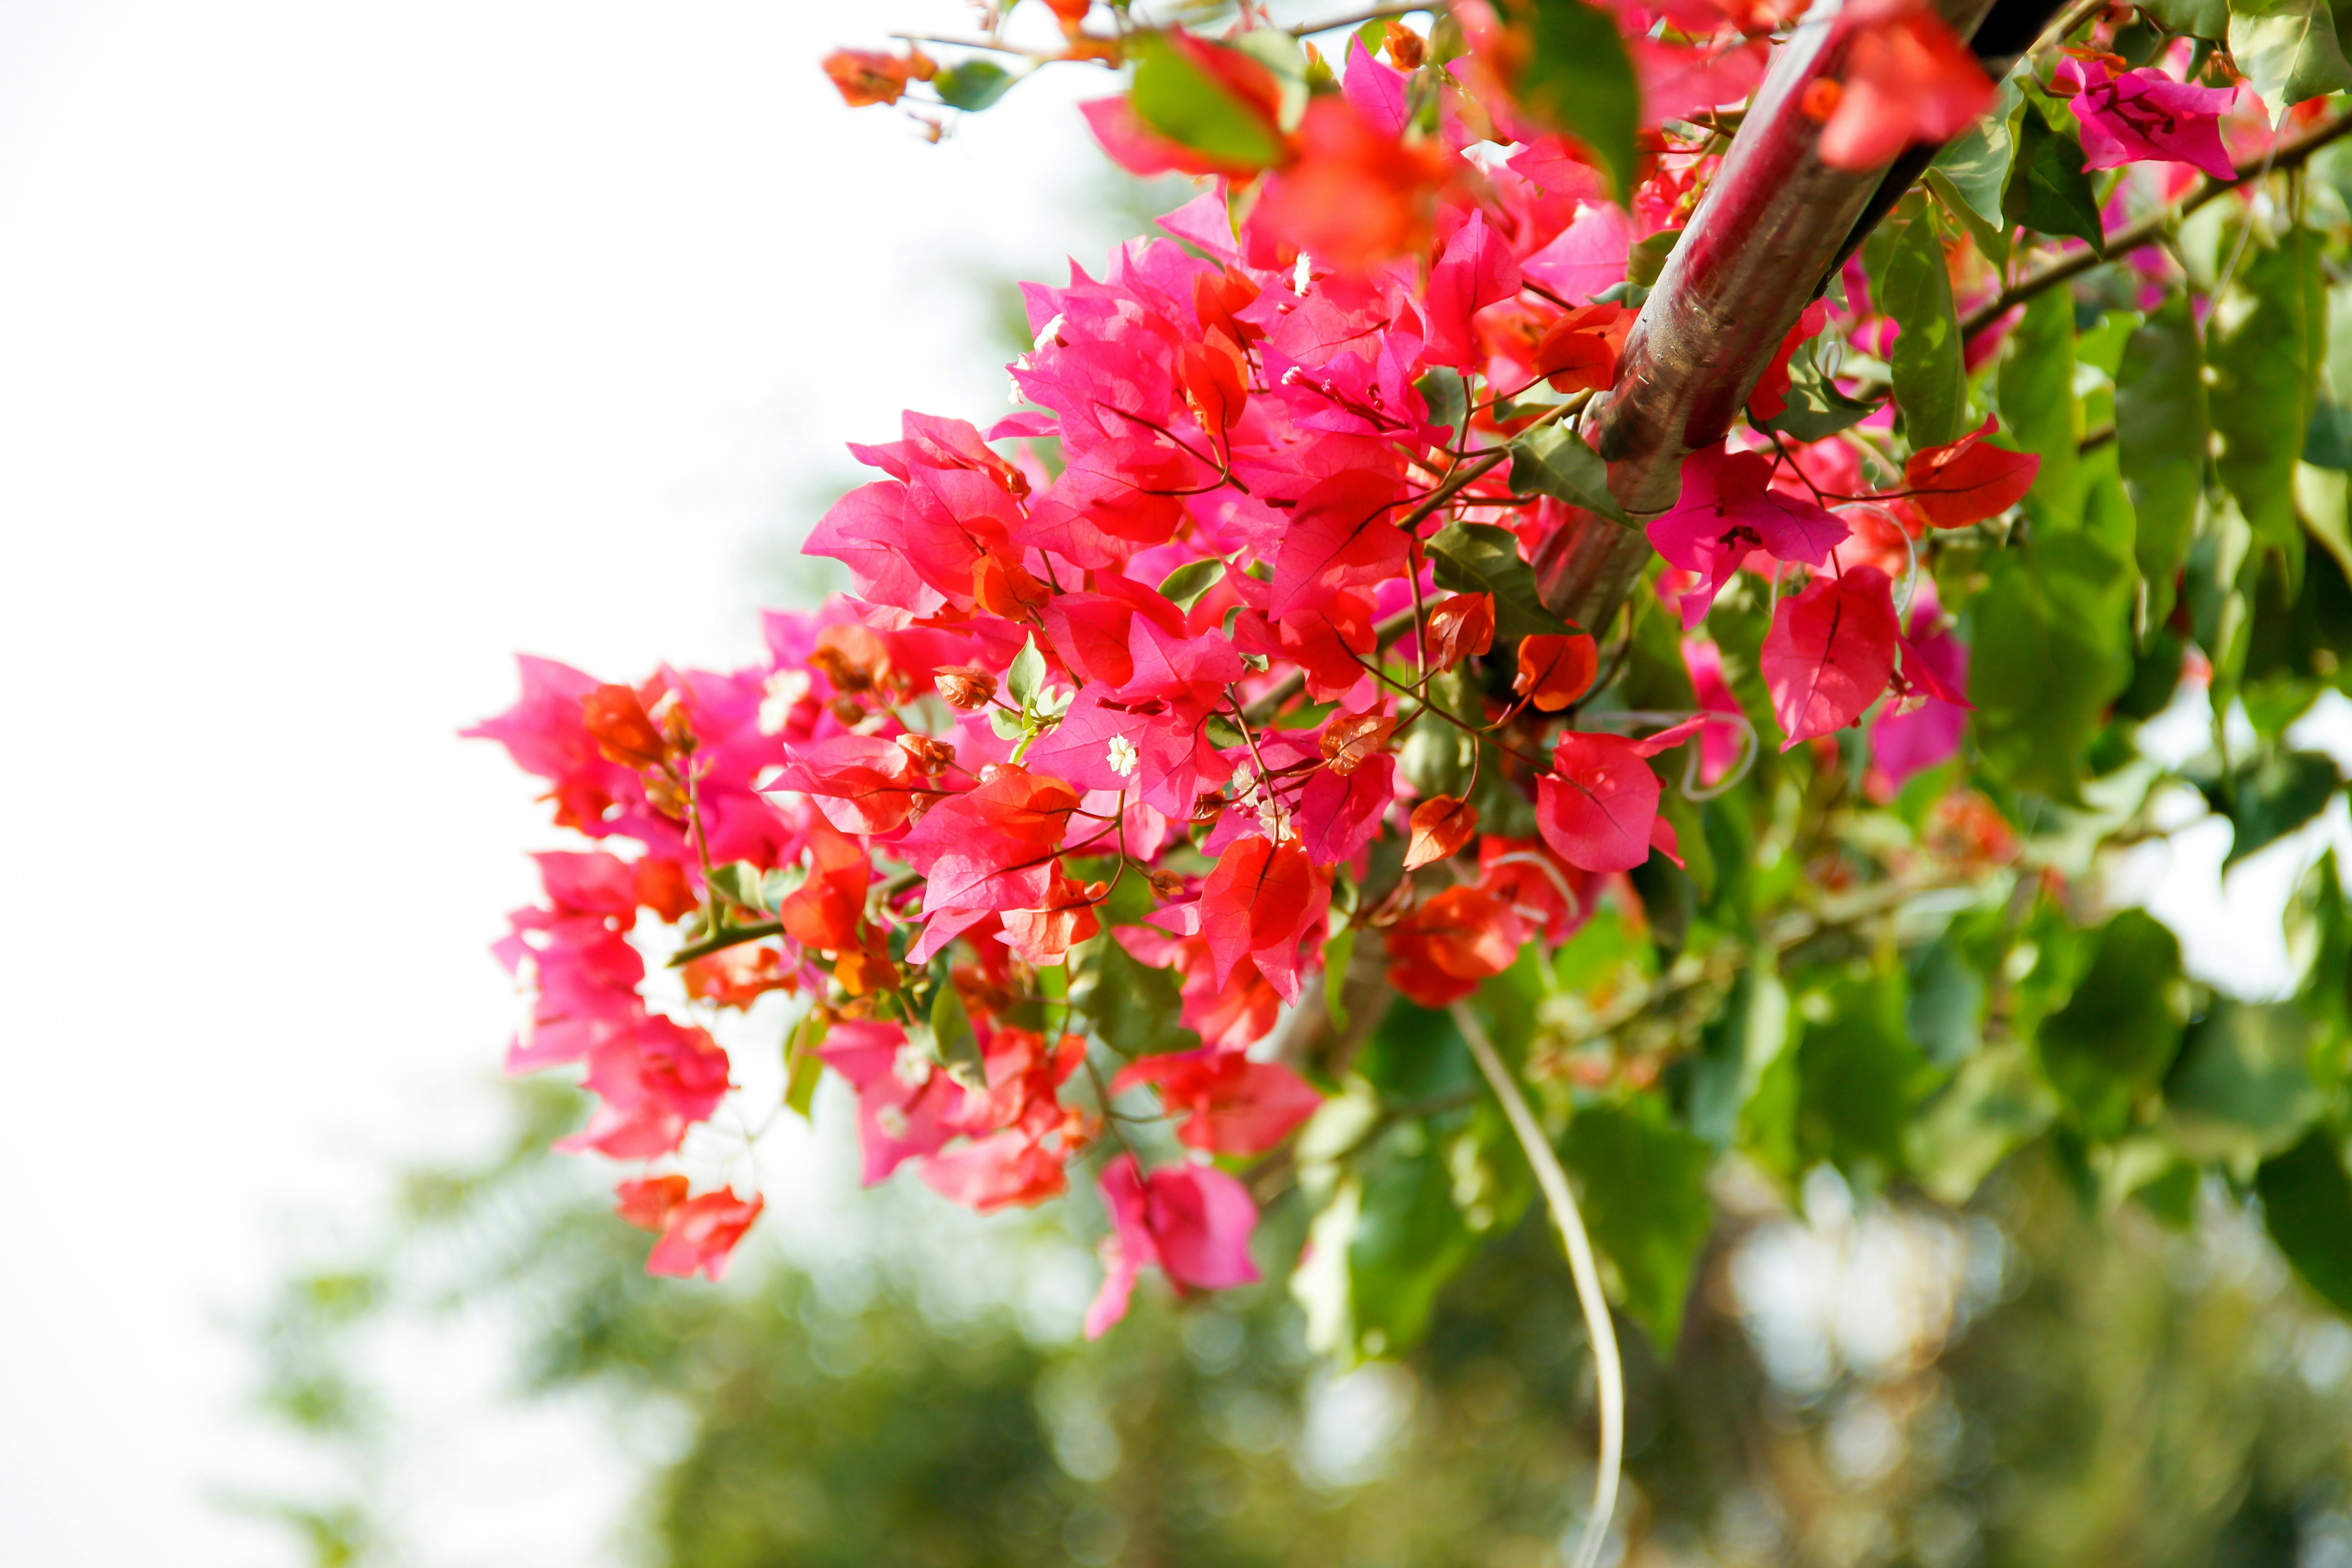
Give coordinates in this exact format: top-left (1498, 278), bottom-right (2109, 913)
top-left (1959, 110), bottom-right (2352, 338)
top-left (1452, 1002), bottom-right (1622, 1568)
top-left (1286, 4), bottom-right (1428, 37)
top-left (2026, 0), bottom-right (2108, 61)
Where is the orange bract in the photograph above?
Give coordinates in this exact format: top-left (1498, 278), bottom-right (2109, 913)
top-left (1426, 593), bottom-right (1496, 671)
top-left (1514, 632), bottom-right (1599, 711)
top-left (1403, 795), bottom-right (1479, 870)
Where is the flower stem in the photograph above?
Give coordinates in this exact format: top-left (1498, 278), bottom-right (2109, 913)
top-left (1450, 1002), bottom-right (1622, 1568)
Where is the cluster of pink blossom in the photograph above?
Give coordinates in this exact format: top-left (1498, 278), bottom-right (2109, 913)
top-left (469, 10), bottom-right (2265, 1320)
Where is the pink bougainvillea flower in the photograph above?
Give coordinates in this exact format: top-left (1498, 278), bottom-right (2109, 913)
top-left (1534, 718), bottom-right (1705, 873)
top-left (1761, 565), bottom-right (1901, 745)
top-left (646, 1189), bottom-right (765, 1281)
top-left (1816, 0), bottom-right (1995, 171)
top-left (1872, 580), bottom-right (1973, 786)
top-left (1682, 639), bottom-right (1751, 787)
top-left (2058, 58), bottom-right (2237, 182)
top-left (1085, 1154), bottom-right (1262, 1338)
top-left (1649, 446), bottom-right (1849, 628)
top-left (1113, 1047), bottom-right (1323, 1156)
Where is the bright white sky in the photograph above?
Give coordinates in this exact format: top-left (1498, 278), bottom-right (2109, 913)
top-left (0, 5), bottom-right (2347, 1566)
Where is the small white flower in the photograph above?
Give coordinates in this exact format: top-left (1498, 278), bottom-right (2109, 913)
top-left (1293, 252), bottom-right (1314, 295)
top-left (756, 668), bottom-right (810, 736)
top-left (1106, 735), bottom-right (1141, 777)
top-left (875, 1103), bottom-right (911, 1140)
top-left (1034, 312), bottom-right (1067, 350)
top-left (1229, 762), bottom-right (1263, 812)
top-left (892, 1041), bottom-right (933, 1088)
top-left (1007, 373), bottom-right (1026, 407)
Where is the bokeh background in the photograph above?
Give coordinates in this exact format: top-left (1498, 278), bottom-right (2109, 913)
top-left (5, 3), bottom-right (2352, 1565)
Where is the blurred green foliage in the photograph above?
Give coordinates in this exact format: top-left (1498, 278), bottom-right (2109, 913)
top-left (255, 1078), bottom-right (2352, 1568)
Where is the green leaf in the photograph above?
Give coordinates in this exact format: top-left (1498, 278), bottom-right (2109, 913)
top-left (1999, 287), bottom-right (2082, 533)
top-left (706, 860), bottom-right (769, 915)
top-left (2256, 1127), bottom-right (2352, 1314)
top-left (1357, 999), bottom-right (1477, 1102)
top-left (1969, 534), bottom-right (2136, 799)
top-left (1624, 228), bottom-right (1681, 288)
top-left (1156, 557), bottom-right (1226, 610)
top-left (1685, 961), bottom-right (1790, 1146)
top-left (1508, 424), bottom-right (1631, 524)
top-left (1906, 1042), bottom-right (2058, 1205)
top-left (1928, 76), bottom-right (2019, 255)
top-left (1562, 1100), bottom-right (1715, 1349)
top-left (1127, 32), bottom-right (1285, 171)
top-left (1348, 1137), bottom-right (1481, 1355)
top-left (2117, 294), bottom-right (2210, 605)
top-left (1906, 935), bottom-right (1987, 1068)
top-left (1415, 367), bottom-right (1469, 437)
top-left (1752, 339), bottom-right (1885, 442)
top-left (1006, 633), bottom-right (1046, 709)
top-left (2037, 909), bottom-right (2189, 1139)
top-left (2166, 999), bottom-right (2325, 1164)
top-left (2143, 0), bottom-right (2231, 34)
top-left (2225, 749), bottom-right (2344, 864)
top-left (2003, 90), bottom-right (2106, 253)
top-left (932, 59), bottom-right (1017, 112)
top-left (1925, 166), bottom-right (2010, 269)
top-left (1228, 27), bottom-right (1311, 130)
top-left (2212, 226), bottom-right (2328, 552)
top-left (782, 1010), bottom-right (828, 1119)
top-left (1878, 199), bottom-right (1970, 448)
top-left (1323, 924), bottom-right (1356, 1034)
top-left (929, 979), bottom-right (982, 1087)
top-left (1426, 520), bottom-right (1579, 640)
top-left (1797, 970), bottom-right (1936, 1176)
top-left (2228, 0), bottom-right (2352, 122)
top-left (1516, 0), bottom-right (1640, 206)
top-left (1070, 938), bottom-right (1198, 1059)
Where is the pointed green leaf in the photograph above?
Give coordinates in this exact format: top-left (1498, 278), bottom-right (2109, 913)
top-left (1969, 534), bottom-right (2135, 799)
top-left (2117, 295), bottom-right (2210, 602)
top-left (929, 977), bottom-right (982, 1087)
top-left (2166, 999), bottom-right (2325, 1162)
top-left (1878, 199), bottom-right (1970, 448)
top-left (2229, 0), bottom-right (2352, 122)
top-left (932, 59), bottom-right (1017, 113)
top-left (1426, 520), bottom-right (1579, 640)
top-left (1070, 936), bottom-right (1199, 1058)
top-left (2256, 1127), bottom-right (2352, 1314)
top-left (2213, 225), bottom-right (2328, 552)
top-left (2225, 749), bottom-right (2345, 865)
top-left (1562, 1099), bottom-right (1715, 1349)
top-left (2144, 0), bottom-right (2231, 34)
top-left (2037, 909), bottom-right (2189, 1139)
top-left (1006, 632), bottom-right (1046, 708)
top-left (1999, 287), bottom-right (2082, 532)
top-left (2003, 93), bottom-right (2106, 253)
top-left (1156, 557), bottom-right (1226, 610)
top-left (1509, 423), bottom-right (1631, 524)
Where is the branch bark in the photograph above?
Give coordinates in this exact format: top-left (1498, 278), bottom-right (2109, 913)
top-left (1538, 0), bottom-right (2001, 631)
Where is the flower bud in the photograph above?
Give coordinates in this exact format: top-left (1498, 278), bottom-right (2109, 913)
top-left (896, 732), bottom-right (957, 774)
top-left (933, 666), bottom-right (997, 709)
